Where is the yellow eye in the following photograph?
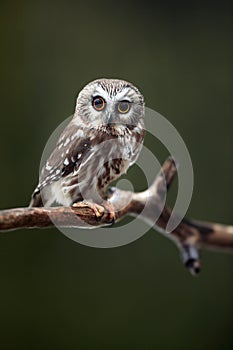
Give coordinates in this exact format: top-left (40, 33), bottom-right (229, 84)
top-left (118, 101), bottom-right (130, 114)
top-left (92, 96), bottom-right (105, 111)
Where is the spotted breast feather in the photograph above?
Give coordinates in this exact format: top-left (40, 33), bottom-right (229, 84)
top-left (30, 122), bottom-right (144, 207)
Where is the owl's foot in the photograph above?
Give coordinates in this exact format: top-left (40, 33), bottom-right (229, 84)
top-left (72, 200), bottom-right (115, 224)
top-left (101, 201), bottom-right (116, 224)
top-left (72, 200), bottom-right (105, 221)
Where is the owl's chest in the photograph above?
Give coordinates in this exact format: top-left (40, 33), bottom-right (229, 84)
top-left (58, 131), bottom-right (140, 203)
top-left (95, 134), bottom-right (139, 188)
top-left (96, 157), bottom-right (129, 190)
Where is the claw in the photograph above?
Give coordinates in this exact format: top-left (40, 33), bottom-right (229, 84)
top-left (72, 200), bottom-right (115, 224)
top-left (102, 201), bottom-right (116, 224)
top-left (72, 201), bottom-right (105, 221)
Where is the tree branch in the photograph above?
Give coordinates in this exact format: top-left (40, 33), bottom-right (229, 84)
top-left (0, 157), bottom-right (232, 275)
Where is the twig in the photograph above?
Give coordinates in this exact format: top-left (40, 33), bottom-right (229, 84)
top-left (0, 157), bottom-right (232, 275)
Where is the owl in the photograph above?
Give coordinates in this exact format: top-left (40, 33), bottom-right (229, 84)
top-left (30, 78), bottom-right (145, 215)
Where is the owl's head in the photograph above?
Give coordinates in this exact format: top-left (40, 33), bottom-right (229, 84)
top-left (74, 78), bottom-right (145, 133)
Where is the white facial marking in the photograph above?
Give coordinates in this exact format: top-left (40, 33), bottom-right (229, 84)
top-left (112, 90), bottom-right (129, 101)
top-left (93, 87), bottom-right (110, 102)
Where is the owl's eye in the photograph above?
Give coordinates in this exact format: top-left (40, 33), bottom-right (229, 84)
top-left (117, 101), bottom-right (130, 114)
top-left (92, 96), bottom-right (105, 111)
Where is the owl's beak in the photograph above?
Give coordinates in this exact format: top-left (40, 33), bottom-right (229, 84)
top-left (106, 113), bottom-right (114, 125)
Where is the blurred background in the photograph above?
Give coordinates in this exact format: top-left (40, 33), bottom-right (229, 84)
top-left (0, 1), bottom-right (232, 349)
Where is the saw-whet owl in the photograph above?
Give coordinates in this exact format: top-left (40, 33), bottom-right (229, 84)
top-left (30, 78), bottom-right (145, 208)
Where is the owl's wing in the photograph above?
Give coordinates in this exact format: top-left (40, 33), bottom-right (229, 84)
top-left (128, 128), bottom-right (145, 167)
top-left (30, 123), bottom-right (92, 207)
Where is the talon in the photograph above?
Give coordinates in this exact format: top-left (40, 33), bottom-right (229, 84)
top-left (107, 211), bottom-right (115, 224)
top-left (102, 201), bottom-right (116, 224)
top-left (91, 204), bottom-right (105, 220)
top-left (72, 201), bottom-right (87, 208)
top-left (72, 201), bottom-right (105, 220)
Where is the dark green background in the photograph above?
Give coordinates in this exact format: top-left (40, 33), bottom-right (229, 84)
top-left (0, 1), bottom-right (232, 349)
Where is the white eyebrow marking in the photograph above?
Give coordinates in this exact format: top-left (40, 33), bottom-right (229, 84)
top-left (94, 85), bottom-right (130, 102)
top-left (93, 87), bottom-right (110, 102)
top-left (112, 90), bottom-right (129, 101)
